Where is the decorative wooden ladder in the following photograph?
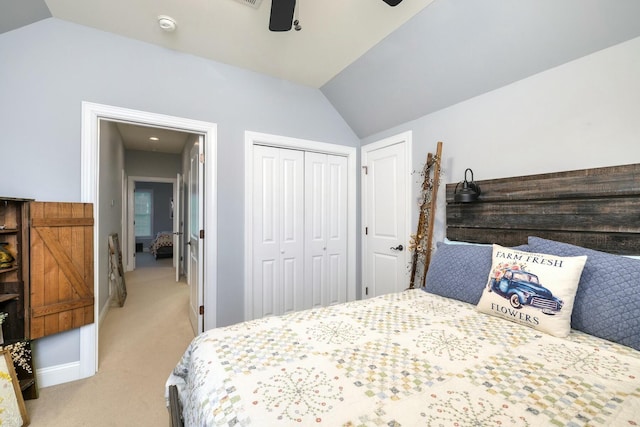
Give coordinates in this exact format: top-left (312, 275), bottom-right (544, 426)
top-left (409, 141), bottom-right (443, 289)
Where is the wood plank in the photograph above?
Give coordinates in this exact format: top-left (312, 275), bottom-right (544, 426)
top-left (29, 203), bottom-right (45, 339)
top-left (20, 202), bottom-right (30, 340)
top-left (447, 228), bottom-right (640, 255)
top-left (0, 294), bottom-right (20, 303)
top-left (446, 198), bottom-right (640, 233)
top-left (31, 297), bottom-right (93, 317)
top-left (58, 204), bottom-right (73, 335)
top-left (30, 218), bottom-right (94, 227)
top-left (446, 163), bottom-right (640, 202)
top-left (43, 202), bottom-right (60, 338)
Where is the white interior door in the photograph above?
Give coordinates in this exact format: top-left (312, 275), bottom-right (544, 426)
top-left (304, 152), bottom-right (348, 307)
top-left (252, 145), bottom-right (304, 318)
top-left (174, 173), bottom-right (182, 282)
top-left (362, 135), bottom-right (410, 297)
top-left (188, 138), bottom-right (204, 334)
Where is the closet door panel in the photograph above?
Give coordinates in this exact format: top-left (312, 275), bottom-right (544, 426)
top-left (325, 155), bottom-right (348, 305)
top-left (259, 259), bottom-right (277, 318)
top-left (305, 153), bottom-right (348, 307)
top-left (253, 146), bottom-right (304, 317)
top-left (304, 152), bottom-right (327, 308)
top-left (252, 146), bottom-right (281, 318)
top-left (279, 149), bottom-right (304, 314)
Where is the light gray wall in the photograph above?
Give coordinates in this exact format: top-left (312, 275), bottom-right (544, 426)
top-left (98, 121), bottom-right (126, 315)
top-left (125, 149), bottom-right (181, 178)
top-left (362, 36), bottom-right (640, 246)
top-left (322, 0), bottom-right (640, 138)
top-left (0, 18), bottom-right (358, 372)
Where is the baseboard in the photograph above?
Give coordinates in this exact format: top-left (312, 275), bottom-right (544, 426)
top-left (37, 361), bottom-right (82, 388)
top-left (99, 294), bottom-right (113, 325)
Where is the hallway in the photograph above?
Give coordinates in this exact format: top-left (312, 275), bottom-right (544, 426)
top-left (25, 258), bottom-right (194, 426)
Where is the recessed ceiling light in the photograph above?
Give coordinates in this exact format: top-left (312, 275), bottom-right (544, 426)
top-left (158, 15), bottom-right (177, 32)
top-left (149, 136), bottom-right (159, 141)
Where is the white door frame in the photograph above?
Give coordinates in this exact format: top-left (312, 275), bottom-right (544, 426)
top-left (81, 101), bottom-right (217, 378)
top-left (175, 173), bottom-right (182, 282)
top-left (244, 131), bottom-right (357, 321)
top-left (361, 131), bottom-right (413, 297)
top-left (126, 176), bottom-right (177, 272)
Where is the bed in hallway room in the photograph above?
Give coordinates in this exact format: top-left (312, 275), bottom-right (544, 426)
top-left (166, 163), bottom-right (640, 426)
top-left (149, 231), bottom-right (173, 259)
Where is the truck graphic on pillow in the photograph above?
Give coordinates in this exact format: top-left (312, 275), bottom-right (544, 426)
top-left (488, 269), bottom-right (564, 315)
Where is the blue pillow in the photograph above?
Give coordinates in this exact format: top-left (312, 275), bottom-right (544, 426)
top-left (528, 236), bottom-right (640, 351)
top-left (424, 242), bottom-right (528, 305)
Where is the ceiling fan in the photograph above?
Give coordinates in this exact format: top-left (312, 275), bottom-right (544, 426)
top-left (269, 0), bottom-right (404, 32)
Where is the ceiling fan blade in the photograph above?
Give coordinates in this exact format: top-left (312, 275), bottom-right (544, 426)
top-left (382, 0), bottom-right (403, 5)
top-left (269, 0), bottom-right (296, 31)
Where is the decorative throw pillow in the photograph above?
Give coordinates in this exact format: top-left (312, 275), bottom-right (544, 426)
top-left (476, 244), bottom-right (587, 337)
top-left (424, 242), bottom-right (529, 305)
top-left (528, 236), bottom-right (640, 350)
top-left (424, 242), bottom-right (494, 305)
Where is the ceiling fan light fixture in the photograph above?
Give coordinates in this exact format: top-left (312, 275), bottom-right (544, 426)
top-left (269, 0), bottom-right (296, 31)
top-left (157, 15), bottom-right (177, 32)
top-left (382, 0), bottom-right (403, 5)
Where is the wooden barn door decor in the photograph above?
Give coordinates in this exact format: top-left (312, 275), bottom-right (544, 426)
top-left (29, 202), bottom-right (94, 339)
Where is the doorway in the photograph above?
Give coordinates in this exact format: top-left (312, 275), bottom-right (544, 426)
top-left (126, 176), bottom-right (178, 277)
top-left (361, 131), bottom-right (412, 298)
top-left (81, 102), bottom-right (217, 378)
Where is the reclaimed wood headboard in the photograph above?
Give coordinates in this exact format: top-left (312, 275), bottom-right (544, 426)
top-left (445, 163), bottom-right (640, 255)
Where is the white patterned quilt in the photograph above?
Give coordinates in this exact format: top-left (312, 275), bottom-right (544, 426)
top-left (166, 290), bottom-right (640, 426)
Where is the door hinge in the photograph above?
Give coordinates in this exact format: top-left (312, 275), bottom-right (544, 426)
top-left (365, 287), bottom-right (369, 296)
top-left (362, 165), bottom-right (368, 175)
top-left (199, 305), bottom-right (204, 315)
top-left (200, 229), bottom-right (204, 239)
top-left (199, 153), bottom-right (205, 163)
top-left (365, 227), bottom-right (368, 235)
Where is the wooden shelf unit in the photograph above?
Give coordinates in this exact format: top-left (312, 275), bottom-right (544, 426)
top-left (0, 198), bottom-right (31, 342)
top-left (0, 197), bottom-right (37, 400)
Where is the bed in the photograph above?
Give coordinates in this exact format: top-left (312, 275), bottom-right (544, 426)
top-left (149, 231), bottom-right (174, 259)
top-left (166, 163), bottom-right (640, 426)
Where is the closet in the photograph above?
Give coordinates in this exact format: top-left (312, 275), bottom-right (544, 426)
top-left (251, 146), bottom-right (348, 319)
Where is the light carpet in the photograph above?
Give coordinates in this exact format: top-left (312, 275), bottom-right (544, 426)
top-left (25, 256), bottom-right (194, 426)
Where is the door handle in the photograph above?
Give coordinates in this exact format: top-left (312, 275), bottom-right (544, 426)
top-left (390, 244), bottom-right (404, 251)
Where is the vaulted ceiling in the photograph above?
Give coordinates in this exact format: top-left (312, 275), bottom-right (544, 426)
top-left (3, 0), bottom-right (640, 138)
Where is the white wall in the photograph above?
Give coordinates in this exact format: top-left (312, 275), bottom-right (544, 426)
top-left (362, 36), bottom-right (640, 244)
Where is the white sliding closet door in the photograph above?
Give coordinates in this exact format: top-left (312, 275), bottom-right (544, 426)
top-left (305, 153), bottom-right (348, 307)
top-left (252, 146), bottom-right (305, 318)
